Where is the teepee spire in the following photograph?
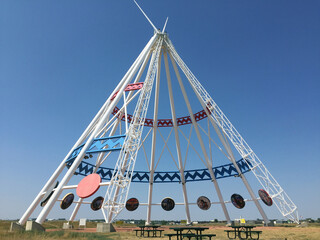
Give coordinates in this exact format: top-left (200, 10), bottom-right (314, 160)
top-left (134, 0), bottom-right (159, 33)
top-left (17, 3), bottom-right (299, 231)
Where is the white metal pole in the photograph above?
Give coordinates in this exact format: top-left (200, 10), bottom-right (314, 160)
top-left (168, 51), bottom-right (231, 224)
top-left (69, 117), bottom-right (123, 222)
top-left (166, 39), bottom-right (299, 223)
top-left (18, 160), bottom-right (65, 225)
top-left (164, 50), bottom-right (191, 224)
top-left (104, 36), bottom-right (163, 223)
top-left (132, 48), bottom-right (153, 87)
top-left (208, 118), bottom-right (213, 164)
top-left (146, 50), bottom-right (161, 225)
top-left (173, 45), bottom-right (270, 224)
top-left (19, 97), bottom-right (109, 225)
top-left (69, 198), bottom-right (83, 222)
top-left (18, 35), bottom-right (156, 226)
top-left (209, 122), bottom-right (269, 224)
top-left (35, 35), bottom-right (157, 224)
top-left (106, 46), bottom-right (159, 223)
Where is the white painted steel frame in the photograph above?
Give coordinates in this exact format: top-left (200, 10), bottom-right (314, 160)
top-left (207, 115), bottom-right (269, 223)
top-left (35, 35), bottom-right (157, 225)
top-left (164, 50), bottom-right (191, 224)
top-left (68, 117), bottom-right (122, 222)
top-left (146, 48), bottom-right (161, 225)
top-left (103, 35), bottom-right (164, 223)
top-left (164, 38), bottom-right (299, 224)
top-left (19, 26), bottom-right (299, 226)
top-left (167, 49), bottom-right (232, 224)
top-left (215, 124), bottom-right (269, 224)
top-left (18, 35), bottom-right (157, 226)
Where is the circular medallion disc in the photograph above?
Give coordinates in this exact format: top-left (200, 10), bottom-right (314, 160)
top-left (76, 173), bottom-right (101, 198)
top-left (231, 193), bottom-right (245, 209)
top-left (258, 189), bottom-right (273, 206)
top-left (60, 193), bottom-right (74, 210)
top-left (161, 197), bottom-right (175, 211)
top-left (125, 198), bottom-right (139, 211)
top-left (40, 181), bottom-right (59, 207)
top-left (91, 196), bottom-right (104, 211)
top-left (197, 196), bottom-right (211, 210)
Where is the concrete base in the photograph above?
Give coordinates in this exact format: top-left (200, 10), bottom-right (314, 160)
top-left (96, 223), bottom-right (116, 233)
top-left (265, 221), bottom-right (274, 226)
top-left (63, 222), bottom-right (74, 229)
top-left (25, 221), bottom-right (45, 232)
top-left (9, 222), bottom-right (25, 232)
top-left (299, 222), bottom-right (308, 227)
top-left (229, 221), bottom-right (235, 226)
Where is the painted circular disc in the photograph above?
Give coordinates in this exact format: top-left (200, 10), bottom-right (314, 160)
top-left (91, 196), bottom-right (104, 211)
top-left (60, 193), bottom-right (74, 210)
top-left (76, 173), bottom-right (101, 198)
top-left (197, 196), bottom-right (211, 210)
top-left (258, 189), bottom-right (273, 206)
top-left (125, 198), bottom-right (139, 211)
top-left (40, 181), bottom-right (59, 207)
top-left (161, 197), bottom-right (175, 211)
top-left (231, 194), bottom-right (245, 209)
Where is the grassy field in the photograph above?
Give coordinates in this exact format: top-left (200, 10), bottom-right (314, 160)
top-left (1, 220), bottom-right (320, 240)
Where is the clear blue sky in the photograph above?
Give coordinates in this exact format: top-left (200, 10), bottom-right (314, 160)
top-left (1, 0), bottom-right (319, 222)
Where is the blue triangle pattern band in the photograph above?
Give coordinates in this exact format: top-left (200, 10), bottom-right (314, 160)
top-left (66, 158), bottom-right (252, 183)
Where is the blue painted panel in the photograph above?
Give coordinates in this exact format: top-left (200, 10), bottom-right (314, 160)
top-left (66, 158), bottom-right (252, 183)
top-left (66, 135), bottom-right (126, 162)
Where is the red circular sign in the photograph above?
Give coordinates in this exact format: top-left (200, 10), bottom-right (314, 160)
top-left (76, 173), bottom-right (101, 198)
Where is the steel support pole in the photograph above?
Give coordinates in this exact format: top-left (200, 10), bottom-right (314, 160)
top-left (164, 50), bottom-right (191, 224)
top-left (168, 51), bottom-right (231, 224)
top-left (105, 44), bottom-right (158, 223)
top-left (104, 36), bottom-right (163, 223)
top-left (18, 35), bottom-right (157, 226)
top-left (146, 50), bottom-right (161, 225)
top-left (166, 39), bottom-right (299, 223)
top-left (69, 118), bottom-right (122, 223)
top-left (210, 123), bottom-right (270, 224)
top-left (171, 43), bottom-right (270, 224)
top-left (19, 94), bottom-right (112, 225)
top-left (18, 160), bottom-right (66, 225)
top-left (35, 35), bottom-right (157, 224)
top-left (69, 198), bottom-right (83, 222)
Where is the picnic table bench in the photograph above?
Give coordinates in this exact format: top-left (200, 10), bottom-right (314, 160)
top-left (165, 233), bottom-right (196, 240)
top-left (225, 225), bottom-right (262, 240)
top-left (165, 233), bottom-right (216, 240)
top-left (167, 226), bottom-right (215, 240)
top-left (134, 225), bottom-right (164, 237)
top-left (200, 234), bottom-right (217, 240)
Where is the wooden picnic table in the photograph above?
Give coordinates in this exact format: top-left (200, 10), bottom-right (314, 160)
top-left (167, 226), bottom-right (215, 240)
top-left (224, 225), bottom-right (262, 240)
top-left (134, 225), bottom-right (164, 237)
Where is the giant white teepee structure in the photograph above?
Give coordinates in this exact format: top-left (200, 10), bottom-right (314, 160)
top-left (18, 1), bottom-right (299, 228)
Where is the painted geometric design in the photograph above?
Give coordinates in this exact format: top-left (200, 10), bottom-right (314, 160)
top-left (110, 82), bottom-right (144, 101)
top-left (112, 107), bottom-right (208, 127)
top-left (66, 135), bottom-right (126, 162)
top-left (153, 172), bottom-right (181, 182)
top-left (66, 158), bottom-right (252, 183)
